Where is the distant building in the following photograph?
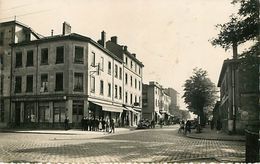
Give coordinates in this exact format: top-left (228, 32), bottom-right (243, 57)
top-left (217, 58), bottom-right (259, 134)
top-left (165, 88), bottom-right (181, 118)
top-left (142, 81), bottom-right (171, 124)
top-left (0, 20), bottom-right (40, 128)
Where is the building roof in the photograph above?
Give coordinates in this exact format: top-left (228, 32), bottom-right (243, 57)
top-left (11, 33), bottom-right (123, 63)
top-left (0, 20), bottom-right (42, 39)
top-left (217, 58), bottom-right (241, 87)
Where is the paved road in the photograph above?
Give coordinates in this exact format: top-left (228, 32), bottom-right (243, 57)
top-left (0, 126), bottom-right (245, 163)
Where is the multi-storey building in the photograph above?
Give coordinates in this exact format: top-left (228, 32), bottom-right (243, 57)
top-left (217, 57), bottom-right (259, 134)
top-left (106, 37), bottom-right (144, 126)
top-left (0, 20), bottom-right (40, 128)
top-left (166, 88), bottom-right (181, 118)
top-left (9, 24), bottom-right (130, 128)
top-left (142, 81), bottom-right (171, 123)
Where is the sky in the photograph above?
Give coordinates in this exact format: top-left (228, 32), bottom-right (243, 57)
top-left (0, 0), bottom-right (242, 110)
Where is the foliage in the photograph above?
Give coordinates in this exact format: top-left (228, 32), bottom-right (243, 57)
top-left (182, 68), bottom-right (218, 124)
top-left (211, 0), bottom-right (259, 52)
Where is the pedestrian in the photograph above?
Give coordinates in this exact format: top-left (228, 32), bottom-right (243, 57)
top-left (109, 119), bottom-right (115, 133)
top-left (99, 119), bottom-right (102, 131)
top-left (178, 120), bottom-right (185, 133)
top-left (64, 117), bottom-right (69, 130)
top-left (216, 119), bottom-right (221, 133)
top-left (185, 120), bottom-right (191, 134)
top-left (210, 119), bottom-right (214, 130)
top-left (102, 119), bottom-right (106, 132)
top-left (81, 117), bottom-right (85, 131)
top-left (106, 119), bottom-right (110, 132)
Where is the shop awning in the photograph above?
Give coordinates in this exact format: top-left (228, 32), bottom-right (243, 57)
top-left (90, 101), bottom-right (123, 113)
top-left (124, 106), bottom-right (139, 114)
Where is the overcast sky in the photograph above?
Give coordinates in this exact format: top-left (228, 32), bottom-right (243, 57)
top-left (0, 0), bottom-right (241, 110)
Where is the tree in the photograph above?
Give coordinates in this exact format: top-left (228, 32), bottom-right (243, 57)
top-left (211, 0), bottom-right (259, 57)
top-left (182, 68), bottom-right (217, 126)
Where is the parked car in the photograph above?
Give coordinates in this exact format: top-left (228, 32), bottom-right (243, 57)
top-left (137, 119), bottom-right (151, 129)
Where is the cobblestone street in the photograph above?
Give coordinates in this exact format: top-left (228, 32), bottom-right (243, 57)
top-left (0, 126), bottom-right (245, 163)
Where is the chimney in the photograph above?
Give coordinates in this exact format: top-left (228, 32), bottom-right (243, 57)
top-left (123, 46), bottom-right (127, 51)
top-left (232, 41), bottom-right (238, 59)
top-left (62, 22), bottom-right (71, 35)
top-left (101, 31), bottom-right (106, 47)
top-left (132, 53), bottom-right (136, 57)
top-left (51, 29), bottom-right (54, 36)
top-left (111, 36), bottom-right (117, 44)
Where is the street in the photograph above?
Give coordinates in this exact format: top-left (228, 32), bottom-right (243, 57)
top-left (0, 125), bottom-right (245, 163)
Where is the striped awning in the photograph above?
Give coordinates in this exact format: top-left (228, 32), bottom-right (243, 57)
top-left (90, 101), bottom-right (123, 113)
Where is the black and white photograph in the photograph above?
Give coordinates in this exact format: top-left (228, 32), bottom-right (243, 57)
top-left (0, 0), bottom-right (259, 163)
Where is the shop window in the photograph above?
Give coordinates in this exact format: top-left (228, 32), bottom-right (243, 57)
top-left (73, 100), bottom-right (83, 116)
top-left (56, 46), bottom-right (64, 64)
top-left (40, 74), bottom-right (48, 92)
top-left (74, 73), bottom-right (83, 92)
top-left (15, 52), bottom-right (22, 68)
top-left (55, 73), bottom-right (63, 91)
top-left (39, 102), bottom-right (50, 122)
top-left (26, 75), bottom-right (33, 92)
top-left (26, 50), bottom-right (34, 66)
top-left (14, 76), bottom-right (22, 93)
top-left (24, 102), bottom-right (35, 123)
top-left (74, 46), bottom-right (84, 64)
top-left (53, 101), bottom-right (66, 123)
top-left (41, 48), bottom-right (48, 65)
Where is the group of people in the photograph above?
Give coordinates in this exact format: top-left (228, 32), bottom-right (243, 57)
top-left (81, 117), bottom-right (115, 133)
top-left (178, 120), bottom-right (192, 134)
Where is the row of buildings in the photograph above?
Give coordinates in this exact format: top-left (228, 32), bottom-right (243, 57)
top-left (0, 20), bottom-right (181, 128)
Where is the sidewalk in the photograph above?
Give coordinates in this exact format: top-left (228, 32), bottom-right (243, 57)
top-left (0, 127), bottom-right (135, 136)
top-left (185, 126), bottom-right (245, 142)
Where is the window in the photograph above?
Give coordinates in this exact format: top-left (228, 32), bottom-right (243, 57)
top-left (119, 67), bottom-right (122, 80)
top-left (125, 73), bottom-right (128, 85)
top-left (135, 63), bottom-right (137, 72)
top-left (41, 48), bottom-right (48, 65)
top-left (135, 78), bottom-right (137, 89)
top-left (108, 83), bottom-right (111, 97)
top-left (90, 76), bottom-right (95, 93)
top-left (131, 60), bottom-right (133, 69)
top-left (108, 61), bottom-right (111, 75)
top-left (115, 85), bottom-right (118, 98)
top-left (100, 57), bottom-right (104, 71)
top-left (125, 92), bottom-right (128, 104)
top-left (100, 80), bottom-right (104, 95)
top-left (130, 93), bottom-right (133, 104)
top-left (0, 32), bottom-right (4, 45)
top-left (125, 57), bottom-right (128, 66)
top-left (26, 50), bottom-right (33, 66)
top-left (130, 76), bottom-right (133, 87)
top-left (74, 73), bottom-right (83, 92)
top-left (139, 67), bottom-right (141, 75)
top-left (40, 74), bottom-right (48, 92)
top-left (56, 46), bottom-right (64, 64)
top-left (115, 64), bottom-right (118, 78)
top-left (55, 73), bottom-right (63, 91)
top-left (0, 75), bottom-right (3, 94)
top-left (74, 46), bottom-right (84, 64)
top-left (119, 86), bottom-right (122, 99)
top-left (73, 100), bottom-right (84, 116)
top-left (139, 81), bottom-right (141, 90)
top-left (90, 52), bottom-right (95, 66)
top-left (135, 95), bottom-right (137, 103)
top-left (15, 52), bottom-right (22, 68)
top-left (0, 100), bottom-right (4, 122)
top-left (15, 76), bottom-right (22, 93)
top-left (26, 75), bottom-right (33, 92)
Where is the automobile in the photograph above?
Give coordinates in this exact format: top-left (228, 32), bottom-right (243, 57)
top-left (137, 119), bottom-right (151, 129)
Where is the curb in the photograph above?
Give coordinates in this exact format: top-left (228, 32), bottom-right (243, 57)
top-left (185, 134), bottom-right (245, 142)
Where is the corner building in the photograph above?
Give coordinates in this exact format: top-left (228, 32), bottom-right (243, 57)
top-left (10, 33), bottom-right (125, 128)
